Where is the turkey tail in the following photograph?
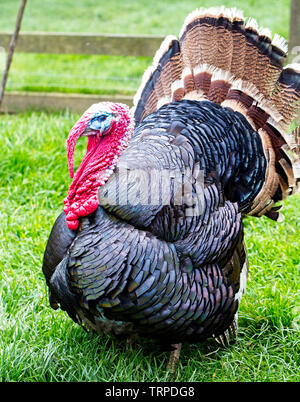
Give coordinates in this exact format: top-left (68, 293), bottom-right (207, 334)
top-left (133, 6), bottom-right (300, 219)
top-left (133, 7), bottom-right (288, 120)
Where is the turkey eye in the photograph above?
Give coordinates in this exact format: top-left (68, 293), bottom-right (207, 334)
top-left (89, 114), bottom-right (111, 131)
top-left (92, 114), bottom-right (109, 124)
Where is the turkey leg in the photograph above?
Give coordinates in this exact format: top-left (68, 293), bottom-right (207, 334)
top-left (167, 343), bottom-right (182, 372)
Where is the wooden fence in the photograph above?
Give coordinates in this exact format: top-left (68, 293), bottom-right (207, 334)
top-left (0, 33), bottom-right (165, 113)
top-left (0, 0), bottom-right (299, 114)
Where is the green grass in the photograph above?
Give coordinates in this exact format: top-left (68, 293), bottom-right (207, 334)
top-left (0, 0), bottom-right (291, 96)
top-left (5, 53), bottom-right (150, 96)
top-left (0, 111), bottom-right (299, 382)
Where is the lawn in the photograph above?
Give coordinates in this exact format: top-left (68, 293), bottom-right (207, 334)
top-left (0, 111), bottom-right (299, 382)
top-left (0, 0), bottom-right (292, 96)
top-left (0, 0), bottom-right (299, 383)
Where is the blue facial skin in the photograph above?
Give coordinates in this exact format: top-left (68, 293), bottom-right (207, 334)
top-left (89, 112), bottom-right (113, 134)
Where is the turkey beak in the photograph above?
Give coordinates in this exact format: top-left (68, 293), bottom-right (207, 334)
top-left (81, 127), bottom-right (99, 137)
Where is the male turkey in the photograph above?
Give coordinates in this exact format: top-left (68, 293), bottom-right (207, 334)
top-left (43, 7), bottom-right (300, 367)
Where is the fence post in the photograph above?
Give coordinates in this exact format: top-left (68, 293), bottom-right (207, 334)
top-left (289, 0), bottom-right (300, 63)
top-left (0, 0), bottom-right (27, 108)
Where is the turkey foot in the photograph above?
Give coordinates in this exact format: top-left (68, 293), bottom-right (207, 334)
top-left (126, 333), bottom-right (138, 348)
top-left (167, 343), bottom-right (182, 373)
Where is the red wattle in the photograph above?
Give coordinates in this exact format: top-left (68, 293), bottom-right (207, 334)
top-left (64, 102), bottom-right (132, 230)
top-left (66, 218), bottom-right (79, 231)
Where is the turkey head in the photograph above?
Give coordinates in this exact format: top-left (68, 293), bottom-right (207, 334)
top-left (63, 102), bottom-right (133, 230)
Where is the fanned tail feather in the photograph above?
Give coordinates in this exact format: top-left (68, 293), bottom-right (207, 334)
top-left (133, 35), bottom-right (182, 122)
top-left (242, 18), bottom-right (259, 84)
top-left (133, 7), bottom-right (300, 218)
top-left (270, 64), bottom-right (300, 130)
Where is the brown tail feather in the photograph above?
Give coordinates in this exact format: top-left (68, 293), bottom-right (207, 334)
top-left (207, 69), bottom-right (232, 104)
top-left (215, 13), bottom-right (233, 71)
top-left (242, 19), bottom-right (260, 84)
top-left (179, 9), bottom-right (219, 69)
top-left (269, 65), bottom-right (300, 130)
top-left (191, 64), bottom-right (214, 96)
top-left (256, 65), bottom-right (300, 207)
top-left (230, 13), bottom-right (246, 78)
top-left (263, 35), bottom-right (288, 95)
top-left (252, 28), bottom-right (273, 95)
top-left (133, 36), bottom-right (182, 123)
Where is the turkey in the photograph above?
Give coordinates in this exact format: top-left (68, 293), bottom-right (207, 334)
top-left (42, 7), bottom-right (300, 368)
